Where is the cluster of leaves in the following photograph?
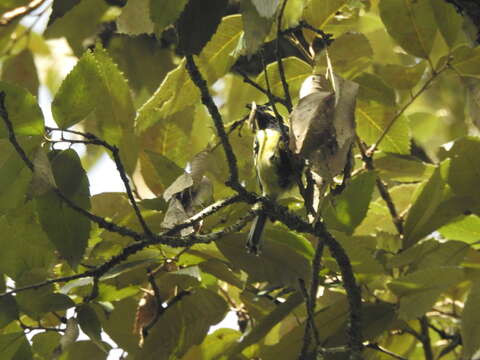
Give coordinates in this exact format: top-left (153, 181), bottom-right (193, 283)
top-left (1, 0), bottom-right (480, 359)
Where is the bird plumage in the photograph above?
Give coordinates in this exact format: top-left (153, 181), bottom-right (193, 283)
top-left (246, 107), bottom-right (297, 254)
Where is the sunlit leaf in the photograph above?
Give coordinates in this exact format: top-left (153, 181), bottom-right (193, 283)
top-left (303, 0), bottom-right (348, 29)
top-left (136, 15), bottom-right (243, 132)
top-left (429, 0), bottom-right (463, 48)
top-left (0, 81), bottom-right (43, 138)
top-left (379, 0), bottom-right (437, 59)
top-left (356, 101), bottom-right (410, 154)
top-left (117, 0), bottom-right (154, 35)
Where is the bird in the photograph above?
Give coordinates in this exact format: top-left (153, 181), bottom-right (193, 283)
top-left (246, 105), bottom-right (298, 254)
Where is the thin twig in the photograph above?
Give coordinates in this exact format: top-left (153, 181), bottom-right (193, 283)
top-left (308, 238), bottom-right (324, 345)
top-left (367, 65), bottom-right (448, 155)
top-left (365, 343), bottom-right (407, 360)
top-left (236, 69), bottom-right (289, 108)
top-left (1, 213), bottom-right (254, 298)
top-left (0, 0), bottom-right (48, 25)
top-left (276, 0), bottom-right (293, 112)
top-left (261, 52), bottom-right (286, 138)
top-left (185, 55), bottom-right (243, 193)
top-left (298, 279), bottom-right (313, 359)
top-left (420, 316), bottom-right (434, 360)
top-left (357, 137), bottom-right (403, 235)
top-left (164, 194), bottom-right (242, 235)
top-left (141, 269), bottom-right (163, 337)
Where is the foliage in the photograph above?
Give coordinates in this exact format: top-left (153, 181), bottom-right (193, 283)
top-left (0, 0), bottom-right (480, 359)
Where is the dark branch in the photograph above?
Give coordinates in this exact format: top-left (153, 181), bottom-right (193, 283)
top-left (357, 137), bottom-right (404, 235)
top-left (185, 55), bottom-right (244, 193)
top-left (276, 0), bottom-right (293, 112)
top-left (236, 69), bottom-right (289, 108)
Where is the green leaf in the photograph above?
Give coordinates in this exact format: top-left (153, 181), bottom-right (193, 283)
top-left (16, 292), bottom-right (74, 318)
top-left (388, 266), bottom-right (464, 320)
top-left (403, 167), bottom-right (444, 248)
top-left (44, 0), bottom-right (110, 55)
top-left (117, 0), bottom-right (154, 35)
top-left (0, 332), bottom-right (31, 360)
top-left (136, 15), bottom-right (243, 132)
top-left (354, 72), bottom-right (396, 106)
top-left (240, 0), bottom-right (274, 56)
top-left (0, 295), bottom-right (18, 328)
top-left (450, 46), bottom-right (480, 79)
top-left (374, 153), bottom-right (435, 182)
top-left (256, 57), bottom-right (311, 101)
top-left (389, 239), bottom-right (469, 271)
top-left (183, 328), bottom-right (242, 360)
top-left (446, 137), bottom-right (480, 201)
top-left (77, 305), bottom-right (102, 343)
top-left (429, 0), bottom-right (463, 48)
top-left (324, 232), bottom-right (385, 276)
top-left (357, 184), bottom-right (418, 235)
top-left (323, 172), bottom-right (376, 234)
top-left (224, 292), bottom-right (303, 357)
top-left (1, 50), bottom-right (39, 95)
top-left (31, 332), bottom-right (62, 360)
top-left (282, 0), bottom-right (307, 29)
top-left (60, 340), bottom-right (108, 360)
top-left (107, 35), bottom-right (175, 95)
top-left (376, 61), bottom-right (427, 90)
top-left (216, 230), bottom-right (313, 287)
top-left (379, 0), bottom-right (437, 59)
top-left (0, 81), bottom-right (43, 138)
top-left (0, 138), bottom-right (39, 213)
top-left (177, 0), bottom-right (229, 55)
top-left (142, 150), bottom-right (184, 193)
top-left (51, 50), bottom-right (99, 129)
top-left (462, 281), bottom-right (480, 359)
top-left (139, 288), bottom-right (228, 360)
top-left (314, 32), bottom-right (373, 79)
top-left (101, 298), bottom-right (140, 355)
top-left (150, 0), bottom-right (188, 33)
top-left (52, 46), bottom-right (138, 173)
top-left (439, 215), bottom-right (480, 244)
top-left (0, 203), bottom-right (55, 281)
top-left (35, 149), bottom-right (91, 269)
top-left (356, 101), bottom-right (411, 154)
top-left (303, 0), bottom-right (348, 29)
top-left (48, 0), bottom-right (81, 25)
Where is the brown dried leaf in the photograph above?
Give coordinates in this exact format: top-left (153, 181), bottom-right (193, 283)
top-left (290, 73), bottom-right (358, 182)
top-left (133, 290), bottom-right (157, 347)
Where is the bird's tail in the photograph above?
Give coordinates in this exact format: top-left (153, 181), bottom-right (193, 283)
top-left (247, 212), bottom-right (268, 255)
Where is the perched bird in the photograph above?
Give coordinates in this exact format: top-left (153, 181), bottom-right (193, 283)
top-left (247, 105), bottom-right (298, 254)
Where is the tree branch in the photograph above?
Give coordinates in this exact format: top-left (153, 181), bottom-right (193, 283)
top-left (236, 69), bottom-right (289, 108)
top-left (420, 316), bottom-right (434, 360)
top-left (367, 65), bottom-right (448, 156)
top-left (0, 0), bottom-right (47, 26)
top-left (276, 0), bottom-right (293, 112)
top-left (185, 55), bottom-right (243, 193)
top-left (357, 137), bottom-right (403, 235)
